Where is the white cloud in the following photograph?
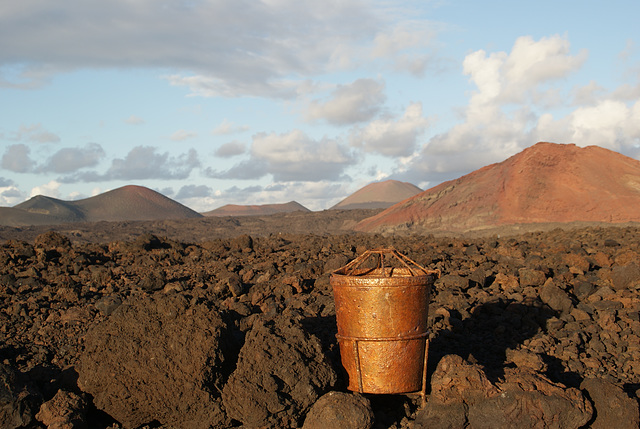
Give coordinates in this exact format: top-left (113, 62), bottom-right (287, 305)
top-left (370, 19), bottom-right (439, 76)
top-left (401, 35), bottom-right (590, 185)
top-left (534, 99), bottom-right (640, 152)
top-left (175, 184), bottom-right (213, 200)
top-left (251, 130), bottom-right (354, 181)
top-left (164, 74), bottom-right (303, 99)
top-left (6, 123), bottom-right (60, 143)
top-left (212, 119), bottom-right (249, 135)
top-left (30, 180), bottom-right (61, 198)
top-left (170, 129), bottom-right (197, 141)
top-left (572, 81), bottom-right (606, 106)
top-left (463, 35), bottom-right (587, 115)
top-left (1, 144), bottom-right (35, 173)
top-left (38, 143), bottom-right (105, 173)
top-left (0, 1), bottom-right (440, 97)
top-left (350, 102), bottom-right (429, 157)
top-left (305, 78), bottom-right (386, 125)
top-left (0, 178), bottom-right (22, 206)
top-left (214, 141), bottom-right (246, 158)
top-left (124, 115), bottom-right (145, 125)
top-left (210, 130), bottom-right (355, 182)
top-left (107, 146), bottom-right (200, 180)
top-left (503, 35), bottom-right (587, 96)
top-left (60, 146), bottom-right (201, 182)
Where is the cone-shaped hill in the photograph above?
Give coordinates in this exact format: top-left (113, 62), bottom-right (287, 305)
top-left (355, 142), bottom-right (640, 234)
top-left (13, 195), bottom-right (85, 223)
top-left (73, 185), bottom-right (203, 222)
top-left (202, 201), bottom-right (310, 217)
top-left (7, 185), bottom-right (202, 226)
top-left (331, 179), bottom-right (422, 210)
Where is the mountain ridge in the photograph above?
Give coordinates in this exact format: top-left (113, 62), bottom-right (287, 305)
top-left (354, 142), bottom-right (640, 233)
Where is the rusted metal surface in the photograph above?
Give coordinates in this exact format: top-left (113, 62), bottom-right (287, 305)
top-left (331, 248), bottom-right (439, 400)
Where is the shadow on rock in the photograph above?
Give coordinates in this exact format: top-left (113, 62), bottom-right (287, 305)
top-left (428, 298), bottom-right (557, 382)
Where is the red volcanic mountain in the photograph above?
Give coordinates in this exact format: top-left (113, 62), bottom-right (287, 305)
top-left (202, 201), bottom-right (310, 217)
top-left (8, 185), bottom-right (202, 225)
top-left (355, 142), bottom-right (640, 234)
top-left (330, 180), bottom-right (422, 210)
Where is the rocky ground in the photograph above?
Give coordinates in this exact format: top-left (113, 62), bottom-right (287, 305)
top-left (1, 224), bottom-right (639, 428)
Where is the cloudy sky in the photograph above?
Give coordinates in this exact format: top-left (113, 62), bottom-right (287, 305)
top-left (1, 0), bottom-right (639, 211)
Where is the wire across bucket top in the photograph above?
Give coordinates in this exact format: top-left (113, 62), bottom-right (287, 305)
top-left (333, 247), bottom-right (436, 278)
top-left (331, 248), bottom-right (439, 400)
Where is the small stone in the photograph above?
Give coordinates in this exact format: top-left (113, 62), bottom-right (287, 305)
top-left (518, 268), bottom-right (546, 287)
top-left (95, 296), bottom-right (122, 316)
top-left (505, 348), bottom-right (547, 372)
top-left (303, 392), bottom-right (374, 429)
top-left (570, 308), bottom-right (591, 322)
top-left (610, 263), bottom-right (640, 290)
top-left (226, 274), bottom-right (244, 297)
top-left (36, 390), bottom-right (87, 429)
top-left (540, 278), bottom-right (573, 314)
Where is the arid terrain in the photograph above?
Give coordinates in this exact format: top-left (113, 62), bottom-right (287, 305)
top-left (2, 142), bottom-right (640, 428)
top-left (1, 217), bottom-right (639, 428)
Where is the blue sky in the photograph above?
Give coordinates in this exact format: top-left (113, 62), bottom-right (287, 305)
top-left (1, 0), bottom-right (639, 211)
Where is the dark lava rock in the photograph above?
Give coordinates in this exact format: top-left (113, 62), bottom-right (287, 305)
top-left (2, 225), bottom-right (640, 428)
top-left (540, 278), bottom-right (573, 313)
top-left (78, 293), bottom-right (230, 429)
top-left (36, 389), bottom-right (87, 429)
top-left (610, 262), bottom-right (640, 290)
top-left (0, 362), bottom-right (41, 429)
top-left (417, 355), bottom-right (593, 429)
top-left (222, 315), bottom-right (338, 428)
top-left (581, 378), bottom-right (640, 429)
top-left (34, 231), bottom-right (72, 251)
top-left (303, 391), bottom-right (374, 429)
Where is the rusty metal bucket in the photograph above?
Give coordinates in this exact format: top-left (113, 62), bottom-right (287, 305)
top-left (331, 248), bottom-right (439, 401)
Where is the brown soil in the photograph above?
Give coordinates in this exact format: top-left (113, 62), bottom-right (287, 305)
top-left (0, 218), bottom-right (638, 427)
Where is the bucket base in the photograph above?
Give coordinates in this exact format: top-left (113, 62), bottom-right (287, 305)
top-left (337, 337), bottom-right (429, 405)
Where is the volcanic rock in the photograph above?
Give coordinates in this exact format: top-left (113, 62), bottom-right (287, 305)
top-left (36, 389), bottom-right (88, 429)
top-left (2, 224), bottom-right (640, 427)
top-left (540, 278), bottom-right (574, 314)
top-left (355, 142), bottom-right (640, 233)
top-left (222, 315), bottom-right (338, 428)
top-left (581, 378), bottom-right (640, 429)
top-left (303, 391), bottom-right (374, 429)
top-left (331, 179), bottom-right (422, 210)
top-left (416, 354), bottom-right (593, 428)
top-left (77, 293), bottom-right (230, 429)
top-left (0, 362), bottom-right (41, 429)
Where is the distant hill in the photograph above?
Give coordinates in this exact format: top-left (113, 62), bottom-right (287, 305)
top-left (355, 142), bottom-right (640, 234)
top-left (3, 185), bottom-right (202, 226)
top-left (0, 206), bottom-right (72, 227)
top-left (13, 195), bottom-right (85, 223)
top-left (71, 185), bottom-right (202, 222)
top-left (330, 180), bottom-right (422, 210)
top-left (202, 201), bottom-right (310, 217)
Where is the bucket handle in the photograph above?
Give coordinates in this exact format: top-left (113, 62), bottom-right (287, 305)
top-left (338, 247), bottom-right (439, 278)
